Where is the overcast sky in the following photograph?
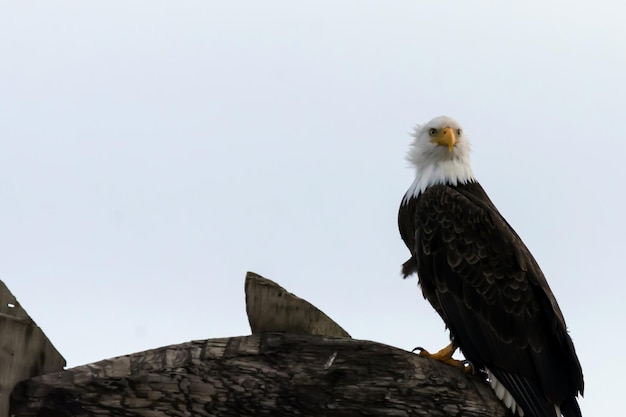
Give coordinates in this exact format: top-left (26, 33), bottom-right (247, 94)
top-left (2, 2), bottom-right (625, 415)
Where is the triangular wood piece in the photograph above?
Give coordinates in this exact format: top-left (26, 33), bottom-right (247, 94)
top-left (245, 271), bottom-right (350, 338)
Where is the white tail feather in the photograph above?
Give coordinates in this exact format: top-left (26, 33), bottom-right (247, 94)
top-left (487, 368), bottom-right (525, 417)
top-left (486, 369), bottom-right (563, 417)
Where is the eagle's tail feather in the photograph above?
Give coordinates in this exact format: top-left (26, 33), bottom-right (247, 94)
top-left (487, 367), bottom-right (559, 417)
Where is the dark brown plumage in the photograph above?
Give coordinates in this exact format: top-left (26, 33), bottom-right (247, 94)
top-left (399, 181), bottom-right (584, 417)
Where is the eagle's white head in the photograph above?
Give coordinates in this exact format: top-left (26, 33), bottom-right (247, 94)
top-left (403, 115), bottom-right (476, 201)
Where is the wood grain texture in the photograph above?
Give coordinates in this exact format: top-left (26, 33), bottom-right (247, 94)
top-left (11, 333), bottom-right (513, 417)
top-left (245, 271), bottom-right (350, 338)
top-left (0, 281), bottom-right (65, 417)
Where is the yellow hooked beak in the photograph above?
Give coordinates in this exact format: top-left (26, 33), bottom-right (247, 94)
top-left (431, 127), bottom-right (457, 151)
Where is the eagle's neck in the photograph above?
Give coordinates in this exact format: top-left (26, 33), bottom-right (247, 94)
top-left (402, 156), bottom-right (476, 203)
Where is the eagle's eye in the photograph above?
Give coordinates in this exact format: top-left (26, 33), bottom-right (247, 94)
top-left (456, 129), bottom-right (462, 136)
top-left (428, 128), bottom-right (438, 136)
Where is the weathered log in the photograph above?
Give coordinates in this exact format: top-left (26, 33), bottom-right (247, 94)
top-left (9, 272), bottom-right (515, 416)
top-left (0, 281), bottom-right (65, 417)
top-left (11, 333), bottom-right (512, 417)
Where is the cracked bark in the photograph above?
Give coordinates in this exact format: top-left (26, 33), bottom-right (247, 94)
top-left (11, 333), bottom-right (513, 417)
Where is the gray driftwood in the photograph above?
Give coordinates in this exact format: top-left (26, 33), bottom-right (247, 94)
top-left (0, 281), bottom-right (65, 417)
top-left (9, 272), bottom-right (513, 416)
top-left (11, 333), bottom-right (511, 417)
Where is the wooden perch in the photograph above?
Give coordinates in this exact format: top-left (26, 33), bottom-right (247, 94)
top-left (11, 334), bottom-right (512, 417)
top-left (9, 272), bottom-right (513, 417)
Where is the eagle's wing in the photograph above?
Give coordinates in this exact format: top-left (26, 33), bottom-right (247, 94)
top-left (412, 183), bottom-right (583, 417)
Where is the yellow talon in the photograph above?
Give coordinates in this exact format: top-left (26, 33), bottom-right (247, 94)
top-left (414, 343), bottom-right (473, 373)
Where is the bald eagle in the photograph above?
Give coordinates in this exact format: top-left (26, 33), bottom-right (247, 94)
top-left (398, 116), bottom-right (584, 417)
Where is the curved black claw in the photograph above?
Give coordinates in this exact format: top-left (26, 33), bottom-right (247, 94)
top-left (462, 359), bottom-right (475, 373)
top-left (411, 346), bottom-right (425, 354)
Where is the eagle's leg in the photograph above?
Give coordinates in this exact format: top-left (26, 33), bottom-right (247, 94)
top-left (413, 343), bottom-right (473, 373)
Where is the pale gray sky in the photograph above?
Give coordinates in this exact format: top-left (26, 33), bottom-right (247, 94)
top-left (2, 2), bottom-right (624, 415)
